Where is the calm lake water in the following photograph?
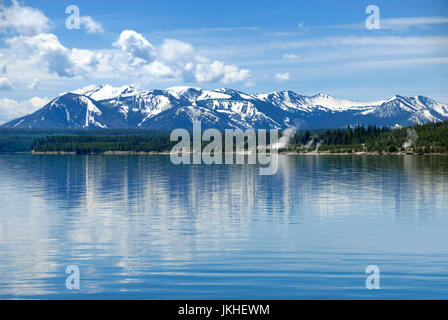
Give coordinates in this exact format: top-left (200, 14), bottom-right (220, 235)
top-left (0, 154), bottom-right (447, 299)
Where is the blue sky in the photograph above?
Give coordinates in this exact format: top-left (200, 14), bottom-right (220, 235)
top-left (0, 0), bottom-right (448, 123)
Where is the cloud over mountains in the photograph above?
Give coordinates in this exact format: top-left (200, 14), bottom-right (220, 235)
top-left (0, 1), bottom-right (253, 90)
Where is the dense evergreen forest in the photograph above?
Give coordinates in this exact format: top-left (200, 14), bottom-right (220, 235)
top-left (31, 135), bottom-right (176, 153)
top-left (1, 121), bottom-right (447, 154)
top-left (287, 121), bottom-right (448, 154)
top-left (0, 129), bottom-right (170, 153)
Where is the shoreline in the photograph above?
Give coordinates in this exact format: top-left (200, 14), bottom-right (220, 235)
top-left (27, 150), bottom-right (448, 156)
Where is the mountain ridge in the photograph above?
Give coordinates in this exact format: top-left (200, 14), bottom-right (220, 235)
top-left (2, 85), bottom-right (448, 130)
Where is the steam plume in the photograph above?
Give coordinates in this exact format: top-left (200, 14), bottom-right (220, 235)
top-left (304, 138), bottom-right (314, 150)
top-left (270, 127), bottom-right (296, 150)
top-left (402, 129), bottom-right (418, 148)
top-left (314, 140), bottom-right (323, 152)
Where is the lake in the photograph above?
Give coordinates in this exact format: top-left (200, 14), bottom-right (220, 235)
top-left (0, 154), bottom-right (447, 299)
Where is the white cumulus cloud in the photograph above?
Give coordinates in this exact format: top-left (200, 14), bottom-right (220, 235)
top-left (80, 16), bottom-right (104, 34)
top-left (0, 0), bottom-right (50, 36)
top-left (0, 3), bottom-right (253, 92)
top-left (6, 33), bottom-right (104, 78)
top-left (0, 96), bottom-right (50, 124)
top-left (113, 30), bottom-right (156, 66)
top-left (114, 30), bottom-right (253, 85)
top-left (158, 39), bottom-right (195, 64)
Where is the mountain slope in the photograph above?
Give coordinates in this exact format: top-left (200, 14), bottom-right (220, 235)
top-left (2, 85), bottom-right (448, 130)
top-left (3, 93), bottom-right (109, 129)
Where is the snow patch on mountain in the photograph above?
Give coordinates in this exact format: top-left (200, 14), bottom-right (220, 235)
top-left (166, 86), bottom-right (202, 99)
top-left (305, 93), bottom-right (386, 111)
top-left (73, 84), bottom-right (143, 101)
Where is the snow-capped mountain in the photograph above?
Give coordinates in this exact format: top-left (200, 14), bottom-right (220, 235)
top-left (2, 85), bottom-right (448, 130)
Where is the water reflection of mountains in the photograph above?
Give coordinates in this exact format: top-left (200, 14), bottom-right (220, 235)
top-left (2, 154), bottom-right (447, 220)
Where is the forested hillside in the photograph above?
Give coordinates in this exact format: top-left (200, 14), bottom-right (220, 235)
top-left (26, 121), bottom-right (448, 154)
top-left (31, 135), bottom-right (176, 153)
top-left (287, 121), bottom-right (448, 153)
top-left (0, 129), bottom-right (170, 153)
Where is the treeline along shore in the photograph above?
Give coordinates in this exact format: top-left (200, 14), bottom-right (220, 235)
top-left (1, 121), bottom-right (447, 155)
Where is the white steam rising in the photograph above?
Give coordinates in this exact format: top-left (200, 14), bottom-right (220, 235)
top-left (314, 140), bottom-right (324, 152)
top-left (402, 128), bottom-right (418, 148)
top-left (270, 127), bottom-right (296, 150)
top-left (305, 138), bottom-right (314, 149)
